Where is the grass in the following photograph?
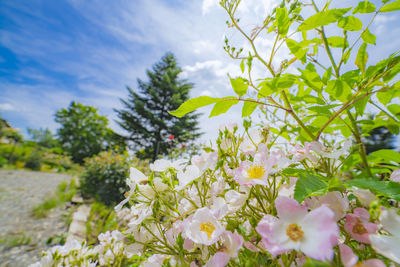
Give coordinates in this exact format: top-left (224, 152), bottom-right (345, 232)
top-left (32, 179), bottom-right (77, 219)
top-left (0, 233), bottom-right (31, 248)
top-left (86, 202), bottom-right (119, 245)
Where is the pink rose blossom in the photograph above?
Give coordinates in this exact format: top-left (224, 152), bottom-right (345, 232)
top-left (344, 208), bottom-right (378, 244)
top-left (339, 244), bottom-right (385, 267)
top-left (256, 196), bottom-right (339, 261)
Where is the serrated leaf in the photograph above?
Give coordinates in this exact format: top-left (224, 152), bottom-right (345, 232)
top-left (242, 100), bottom-right (259, 117)
top-left (209, 98), bottom-right (239, 117)
top-left (338, 16), bottom-right (363, 31)
top-left (325, 79), bottom-right (352, 102)
top-left (327, 36), bottom-right (348, 48)
top-left (298, 8), bottom-right (352, 31)
top-left (381, 0), bottom-right (400, 12)
top-left (361, 28), bottom-right (376, 45)
top-left (346, 178), bottom-right (400, 201)
top-left (294, 173), bottom-right (329, 203)
top-left (230, 77), bottom-right (248, 97)
top-left (353, 1), bottom-right (376, 14)
top-left (286, 39), bottom-right (307, 62)
top-left (169, 96), bottom-right (219, 117)
top-left (355, 43), bottom-right (368, 73)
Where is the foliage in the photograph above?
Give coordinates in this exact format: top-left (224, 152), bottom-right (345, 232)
top-left (85, 202), bottom-right (119, 245)
top-left (24, 149), bottom-right (43, 171)
top-left (55, 101), bottom-right (126, 164)
top-left (115, 53), bottom-right (201, 161)
top-left (79, 151), bottom-right (146, 205)
top-left (28, 127), bottom-right (59, 149)
top-left (362, 126), bottom-right (396, 154)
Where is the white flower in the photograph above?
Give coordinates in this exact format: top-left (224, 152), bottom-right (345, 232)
top-left (352, 188), bottom-right (375, 207)
top-left (127, 167), bottom-right (147, 189)
top-left (370, 208), bottom-right (400, 263)
top-left (191, 151), bottom-right (218, 172)
top-left (185, 207), bottom-right (225, 245)
top-left (153, 177), bottom-right (168, 191)
top-left (150, 159), bottom-right (186, 172)
top-left (310, 139), bottom-right (352, 159)
top-left (142, 254), bottom-right (167, 267)
top-left (240, 127), bottom-right (263, 154)
top-left (176, 165), bottom-right (202, 190)
top-left (225, 190), bottom-right (247, 213)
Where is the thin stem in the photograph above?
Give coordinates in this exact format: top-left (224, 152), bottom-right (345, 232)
top-left (347, 111), bottom-right (373, 177)
top-left (282, 90), bottom-right (316, 140)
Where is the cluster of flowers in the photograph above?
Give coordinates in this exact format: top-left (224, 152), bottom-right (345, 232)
top-left (30, 123), bottom-right (400, 266)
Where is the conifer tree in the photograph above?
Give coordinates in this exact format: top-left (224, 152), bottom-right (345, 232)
top-left (115, 53), bottom-right (201, 160)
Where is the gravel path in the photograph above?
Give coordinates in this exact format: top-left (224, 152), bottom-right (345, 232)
top-left (0, 170), bottom-right (72, 267)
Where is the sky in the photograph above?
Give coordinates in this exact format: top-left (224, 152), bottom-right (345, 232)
top-left (1, 0), bottom-right (400, 144)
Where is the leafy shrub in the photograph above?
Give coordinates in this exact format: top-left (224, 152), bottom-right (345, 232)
top-left (80, 151), bottom-right (131, 205)
top-left (24, 150), bottom-right (42, 171)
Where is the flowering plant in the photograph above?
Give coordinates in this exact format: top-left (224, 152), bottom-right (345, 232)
top-left (31, 0), bottom-right (400, 266)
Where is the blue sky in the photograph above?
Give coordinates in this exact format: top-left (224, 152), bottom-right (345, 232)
top-left (1, 0), bottom-right (400, 143)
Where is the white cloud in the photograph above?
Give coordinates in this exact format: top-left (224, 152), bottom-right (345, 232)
top-left (0, 103), bottom-right (15, 111)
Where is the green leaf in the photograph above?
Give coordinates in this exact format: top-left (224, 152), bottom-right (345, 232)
top-left (294, 173), bottom-right (329, 203)
top-left (169, 96), bottom-right (219, 117)
top-left (377, 88), bottom-right (400, 105)
top-left (322, 67), bottom-right (332, 84)
top-left (230, 77), bottom-right (248, 97)
top-left (355, 43), bottom-right (368, 73)
top-left (381, 0), bottom-right (400, 12)
top-left (338, 16), bottom-right (363, 31)
top-left (361, 28), bottom-right (376, 45)
top-left (346, 178), bottom-right (400, 201)
top-left (286, 39), bottom-right (307, 62)
top-left (353, 1), bottom-right (376, 14)
top-left (388, 104), bottom-right (400, 119)
top-left (209, 98), bottom-right (239, 117)
top-left (298, 8), bottom-right (351, 31)
top-left (258, 75), bottom-right (296, 98)
top-left (242, 100), bottom-right (259, 117)
top-left (302, 259), bottom-right (331, 267)
top-left (276, 7), bottom-right (290, 36)
top-left (240, 59), bottom-right (245, 73)
top-left (299, 63), bottom-right (324, 92)
top-left (369, 149), bottom-right (400, 163)
top-left (354, 96), bottom-right (368, 115)
top-left (325, 79), bottom-right (352, 102)
top-left (327, 36), bottom-right (348, 48)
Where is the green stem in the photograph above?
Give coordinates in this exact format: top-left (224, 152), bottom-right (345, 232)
top-left (282, 90), bottom-right (316, 140)
top-left (347, 110), bottom-right (373, 177)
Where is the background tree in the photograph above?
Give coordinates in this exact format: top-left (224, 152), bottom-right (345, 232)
top-left (115, 53), bottom-right (201, 160)
top-left (28, 127), bottom-right (59, 148)
top-left (55, 101), bottom-right (125, 164)
top-left (362, 126), bottom-right (396, 154)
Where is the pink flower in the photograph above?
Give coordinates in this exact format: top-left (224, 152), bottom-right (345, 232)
top-left (234, 150), bottom-right (277, 186)
top-left (390, 169), bottom-right (400, 183)
top-left (205, 252), bottom-right (230, 267)
top-left (256, 196), bottom-right (339, 261)
top-left (344, 208), bottom-right (378, 244)
top-left (306, 191), bottom-right (349, 221)
top-left (339, 244), bottom-right (385, 267)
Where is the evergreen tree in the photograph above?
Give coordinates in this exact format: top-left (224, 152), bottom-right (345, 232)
top-left (115, 53), bottom-right (201, 160)
top-left (363, 126), bottom-right (396, 154)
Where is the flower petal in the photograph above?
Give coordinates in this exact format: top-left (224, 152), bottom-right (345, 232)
top-left (275, 196), bottom-right (307, 222)
top-left (370, 235), bottom-right (400, 263)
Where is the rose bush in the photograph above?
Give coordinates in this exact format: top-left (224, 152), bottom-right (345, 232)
top-left (30, 0), bottom-right (400, 266)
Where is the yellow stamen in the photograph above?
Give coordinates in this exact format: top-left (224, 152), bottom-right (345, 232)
top-left (246, 164), bottom-right (266, 180)
top-left (200, 221), bottom-right (216, 240)
top-left (352, 218), bottom-right (368, 235)
top-left (286, 223), bottom-right (304, 242)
